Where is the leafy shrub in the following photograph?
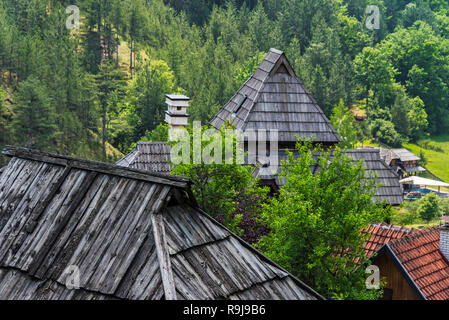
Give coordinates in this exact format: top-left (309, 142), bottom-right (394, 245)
top-left (417, 193), bottom-right (440, 222)
top-left (369, 119), bottom-right (403, 147)
top-left (440, 199), bottom-right (449, 217)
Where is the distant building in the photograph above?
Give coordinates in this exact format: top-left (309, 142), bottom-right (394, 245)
top-left (118, 48), bottom-right (404, 205)
top-left (254, 148), bottom-right (404, 205)
top-left (117, 141), bottom-right (172, 174)
top-left (363, 223), bottom-right (449, 300)
top-left (380, 148), bottom-right (426, 179)
top-left (210, 48), bottom-right (341, 149)
top-left (0, 146), bottom-right (322, 300)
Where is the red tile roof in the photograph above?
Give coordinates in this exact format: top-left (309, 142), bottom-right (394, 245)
top-left (388, 227), bottom-right (449, 300)
top-left (363, 224), bottom-right (416, 258)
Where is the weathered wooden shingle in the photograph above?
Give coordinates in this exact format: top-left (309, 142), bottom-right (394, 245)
top-left (345, 149), bottom-right (403, 205)
top-left (0, 146), bottom-right (321, 300)
top-left (210, 48), bottom-right (340, 144)
top-left (116, 142), bottom-right (171, 174)
top-left (259, 148), bottom-right (403, 205)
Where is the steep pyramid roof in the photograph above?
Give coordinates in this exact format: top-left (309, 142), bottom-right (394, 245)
top-left (211, 48), bottom-right (340, 144)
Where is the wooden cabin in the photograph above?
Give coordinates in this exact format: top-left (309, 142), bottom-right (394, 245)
top-left (363, 224), bottom-right (449, 300)
top-left (0, 146), bottom-right (322, 300)
top-left (118, 48), bottom-right (404, 205)
top-left (380, 148), bottom-right (425, 179)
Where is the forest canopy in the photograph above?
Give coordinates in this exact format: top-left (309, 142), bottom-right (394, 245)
top-left (0, 0), bottom-right (448, 164)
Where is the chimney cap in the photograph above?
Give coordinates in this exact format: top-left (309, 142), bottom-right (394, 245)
top-left (165, 94), bottom-right (190, 101)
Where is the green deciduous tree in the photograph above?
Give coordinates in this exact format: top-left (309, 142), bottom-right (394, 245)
top-left (399, 1), bottom-right (435, 29)
top-left (330, 99), bottom-right (359, 149)
top-left (257, 140), bottom-right (388, 300)
top-left (418, 193), bottom-right (440, 222)
top-left (390, 84), bottom-right (428, 141)
top-left (170, 125), bottom-right (269, 241)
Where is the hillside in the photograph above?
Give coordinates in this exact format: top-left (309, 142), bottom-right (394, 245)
top-left (405, 135), bottom-right (449, 182)
top-left (0, 0), bottom-right (448, 165)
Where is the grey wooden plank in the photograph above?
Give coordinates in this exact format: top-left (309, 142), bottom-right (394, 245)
top-left (0, 165), bottom-right (71, 270)
top-left (151, 212), bottom-right (177, 300)
top-left (30, 171), bottom-right (99, 278)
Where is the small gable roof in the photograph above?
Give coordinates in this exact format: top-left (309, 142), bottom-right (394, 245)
top-left (380, 148), bottom-right (420, 164)
top-left (0, 146), bottom-right (321, 300)
top-left (116, 142), bottom-right (172, 174)
top-left (210, 48), bottom-right (340, 144)
top-left (380, 227), bottom-right (449, 300)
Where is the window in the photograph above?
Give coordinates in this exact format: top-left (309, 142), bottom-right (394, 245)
top-left (232, 95), bottom-right (247, 118)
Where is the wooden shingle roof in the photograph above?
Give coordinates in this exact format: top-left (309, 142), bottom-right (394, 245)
top-left (380, 148), bottom-right (421, 165)
top-left (345, 149), bottom-right (403, 205)
top-left (210, 48), bottom-right (340, 144)
top-left (116, 142), bottom-right (172, 174)
top-left (0, 146), bottom-right (321, 300)
top-left (262, 148), bottom-right (403, 205)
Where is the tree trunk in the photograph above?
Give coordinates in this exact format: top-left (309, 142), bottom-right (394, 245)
top-left (130, 37), bottom-right (133, 77)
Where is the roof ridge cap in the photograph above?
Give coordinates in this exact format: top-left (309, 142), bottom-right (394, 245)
top-left (2, 145), bottom-right (189, 187)
top-left (269, 48), bottom-right (284, 55)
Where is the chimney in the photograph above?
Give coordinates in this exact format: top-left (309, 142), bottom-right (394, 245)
top-left (165, 94), bottom-right (190, 141)
top-left (440, 217), bottom-right (449, 260)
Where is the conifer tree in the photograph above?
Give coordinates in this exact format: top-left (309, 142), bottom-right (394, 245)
top-left (12, 77), bottom-right (58, 150)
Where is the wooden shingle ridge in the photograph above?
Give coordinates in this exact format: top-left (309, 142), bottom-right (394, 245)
top-left (210, 48), bottom-right (341, 143)
top-left (0, 147), bottom-right (321, 300)
top-left (3, 145), bottom-right (186, 188)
